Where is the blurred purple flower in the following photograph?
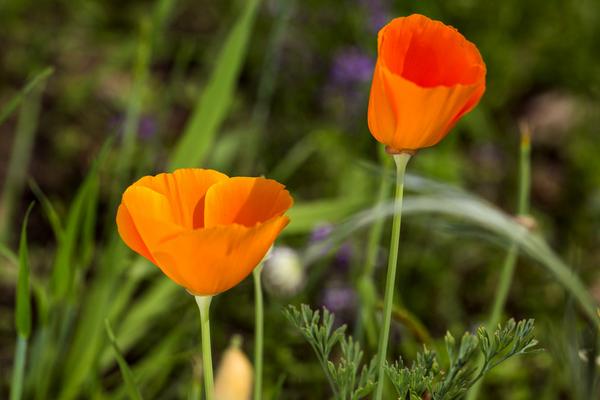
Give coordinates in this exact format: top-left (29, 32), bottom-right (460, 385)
top-left (310, 223), bottom-right (334, 243)
top-left (334, 242), bottom-right (353, 271)
top-left (321, 285), bottom-right (357, 315)
top-left (359, 0), bottom-right (390, 32)
top-left (110, 113), bottom-right (158, 141)
top-left (329, 48), bottom-right (374, 87)
top-left (138, 116), bottom-right (158, 140)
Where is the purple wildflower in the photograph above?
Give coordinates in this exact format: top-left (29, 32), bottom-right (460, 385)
top-left (359, 0), bottom-right (390, 32)
top-left (334, 242), bottom-right (353, 271)
top-left (138, 115), bottom-right (158, 140)
top-left (110, 113), bottom-right (158, 141)
top-left (321, 285), bottom-right (357, 315)
top-left (310, 223), bottom-right (334, 243)
top-left (329, 48), bottom-right (374, 87)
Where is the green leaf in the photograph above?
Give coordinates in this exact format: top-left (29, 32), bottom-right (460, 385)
top-left (0, 67), bottom-right (53, 127)
top-left (168, 0), bottom-right (261, 169)
top-left (285, 198), bottom-right (369, 235)
top-left (104, 319), bottom-right (144, 400)
top-left (50, 144), bottom-right (107, 301)
top-left (15, 202), bottom-right (35, 338)
top-left (304, 171), bottom-right (600, 330)
top-left (0, 75), bottom-right (46, 243)
top-left (0, 242), bottom-right (18, 266)
top-left (28, 179), bottom-right (65, 242)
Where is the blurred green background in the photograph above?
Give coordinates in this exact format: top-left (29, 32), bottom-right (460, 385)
top-left (1, 0), bottom-right (599, 398)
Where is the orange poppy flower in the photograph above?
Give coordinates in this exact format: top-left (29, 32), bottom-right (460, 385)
top-left (368, 14), bottom-right (486, 152)
top-left (116, 169), bottom-right (293, 296)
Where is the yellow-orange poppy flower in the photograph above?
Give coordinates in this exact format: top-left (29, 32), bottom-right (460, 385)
top-left (368, 14), bottom-right (486, 152)
top-left (116, 169), bottom-right (293, 296)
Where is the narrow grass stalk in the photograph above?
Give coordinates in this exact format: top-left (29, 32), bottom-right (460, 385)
top-left (195, 296), bottom-right (215, 400)
top-left (357, 159), bottom-right (392, 347)
top-left (374, 152), bottom-right (411, 400)
top-left (114, 18), bottom-right (151, 194)
top-left (11, 203), bottom-right (34, 400)
top-left (104, 320), bottom-right (144, 400)
top-left (10, 335), bottom-right (28, 400)
top-left (0, 83), bottom-right (44, 243)
top-left (489, 125), bottom-right (530, 327)
top-left (253, 265), bottom-right (264, 400)
top-left (0, 67), bottom-right (53, 127)
top-left (467, 126), bottom-right (531, 400)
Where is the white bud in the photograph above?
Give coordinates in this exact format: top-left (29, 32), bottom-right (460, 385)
top-left (262, 246), bottom-right (304, 298)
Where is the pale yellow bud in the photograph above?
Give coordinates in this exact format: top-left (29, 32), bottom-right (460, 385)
top-left (215, 336), bottom-right (253, 400)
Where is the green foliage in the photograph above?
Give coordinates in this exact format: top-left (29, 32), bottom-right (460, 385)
top-left (0, 67), bottom-right (53, 127)
top-left (168, 0), bottom-right (261, 169)
top-left (284, 304), bottom-right (377, 399)
top-left (303, 172), bottom-right (600, 331)
top-left (385, 319), bottom-right (539, 400)
top-left (15, 203), bottom-right (34, 339)
top-left (286, 305), bottom-right (538, 400)
top-left (49, 145), bottom-right (105, 302)
top-left (10, 204), bottom-right (35, 400)
top-left (104, 319), bottom-right (144, 400)
top-left (2, 0), bottom-right (599, 398)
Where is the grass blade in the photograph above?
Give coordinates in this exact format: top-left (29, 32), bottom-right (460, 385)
top-left (15, 203), bottom-right (35, 338)
top-left (10, 202), bottom-right (35, 400)
top-left (0, 78), bottom-right (46, 243)
top-left (285, 197), bottom-right (369, 234)
top-left (28, 179), bottom-right (65, 242)
top-left (10, 337), bottom-right (28, 400)
top-left (304, 175), bottom-right (600, 330)
top-left (50, 160), bottom-right (101, 301)
top-left (168, 0), bottom-right (261, 169)
top-left (105, 319), bottom-right (144, 400)
top-left (0, 67), bottom-right (53, 127)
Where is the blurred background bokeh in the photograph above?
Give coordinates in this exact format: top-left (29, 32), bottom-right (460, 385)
top-left (1, 0), bottom-right (599, 398)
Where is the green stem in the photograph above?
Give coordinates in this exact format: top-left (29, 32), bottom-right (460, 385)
top-left (374, 152), bottom-right (411, 400)
top-left (195, 296), bottom-right (215, 400)
top-left (10, 335), bottom-right (28, 400)
top-left (357, 160), bottom-right (392, 348)
top-left (467, 128), bottom-right (531, 400)
top-left (253, 265), bottom-right (264, 400)
top-left (490, 129), bottom-right (530, 328)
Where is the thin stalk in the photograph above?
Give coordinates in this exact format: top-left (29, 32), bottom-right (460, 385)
top-left (195, 296), bottom-right (215, 400)
top-left (467, 126), bottom-right (531, 400)
top-left (0, 83), bottom-right (44, 243)
top-left (253, 265), bottom-right (264, 400)
top-left (357, 159), bottom-right (392, 348)
top-left (374, 152), bottom-right (412, 400)
top-left (10, 335), bottom-right (28, 400)
top-left (489, 127), bottom-right (530, 327)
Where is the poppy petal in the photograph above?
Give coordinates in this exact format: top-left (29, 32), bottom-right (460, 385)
top-left (121, 185), bottom-right (184, 251)
top-left (153, 216), bottom-right (290, 295)
top-left (133, 168), bottom-right (228, 229)
top-left (204, 177), bottom-right (293, 228)
top-left (368, 14), bottom-right (486, 151)
top-left (116, 203), bottom-right (155, 263)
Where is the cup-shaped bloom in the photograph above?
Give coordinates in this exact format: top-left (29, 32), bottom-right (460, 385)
top-left (368, 14), bottom-right (486, 152)
top-left (116, 169), bottom-right (293, 296)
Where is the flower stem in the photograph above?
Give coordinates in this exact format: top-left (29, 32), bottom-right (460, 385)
top-left (467, 126), bottom-right (531, 400)
top-left (374, 152), bottom-right (411, 400)
top-left (253, 265), bottom-right (264, 400)
top-left (195, 295), bottom-right (215, 400)
top-left (357, 156), bottom-right (392, 348)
